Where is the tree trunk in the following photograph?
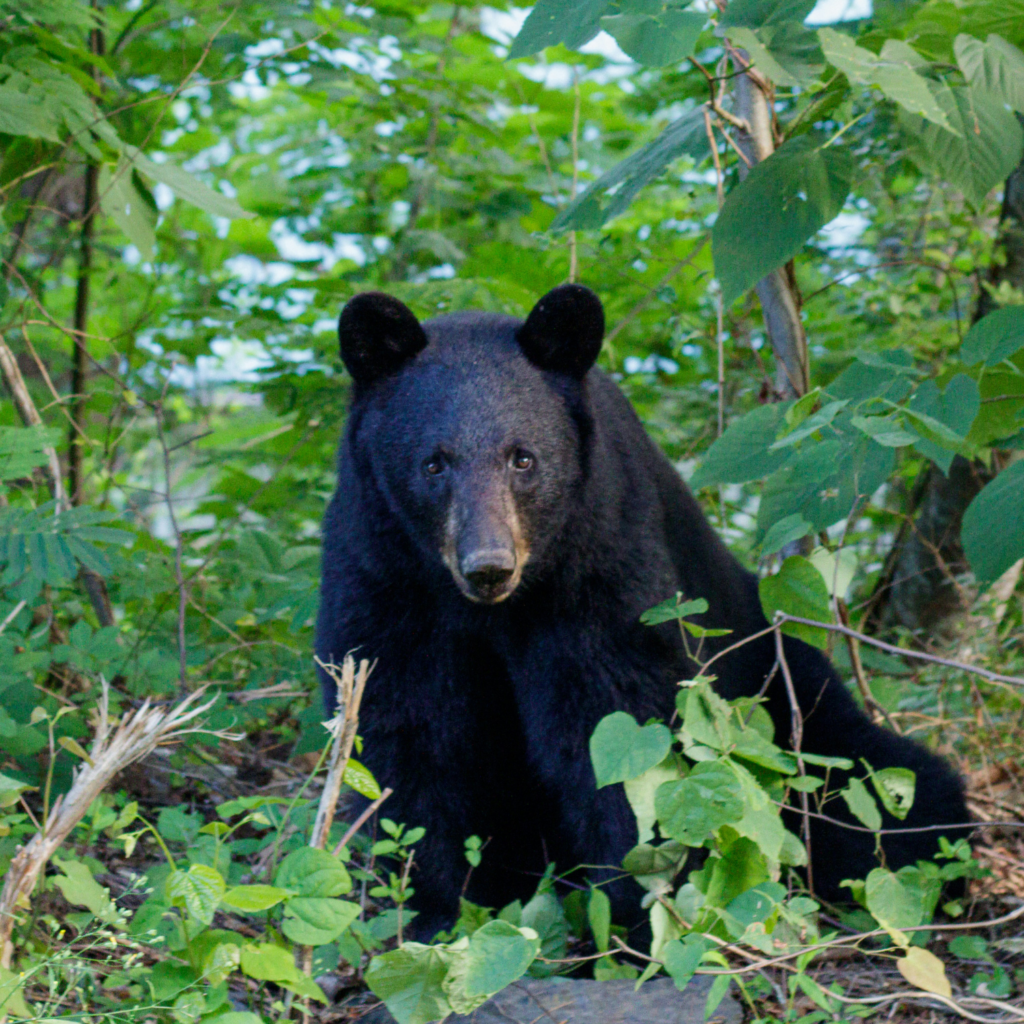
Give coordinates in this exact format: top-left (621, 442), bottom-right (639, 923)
top-left (865, 159), bottom-right (1024, 636)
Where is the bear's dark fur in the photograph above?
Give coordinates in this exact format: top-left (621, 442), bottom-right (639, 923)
top-left (317, 285), bottom-right (968, 938)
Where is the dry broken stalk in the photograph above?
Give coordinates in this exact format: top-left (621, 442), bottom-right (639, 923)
top-left (310, 654), bottom-right (374, 850)
top-left (0, 679), bottom-right (232, 969)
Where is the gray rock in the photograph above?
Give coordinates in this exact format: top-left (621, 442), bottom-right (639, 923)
top-left (357, 975), bottom-right (742, 1024)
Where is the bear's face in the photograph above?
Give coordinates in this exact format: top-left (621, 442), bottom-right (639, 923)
top-left (338, 286), bottom-right (605, 604)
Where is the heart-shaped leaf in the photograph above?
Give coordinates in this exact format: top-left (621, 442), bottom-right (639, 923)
top-left (589, 712), bottom-right (672, 788)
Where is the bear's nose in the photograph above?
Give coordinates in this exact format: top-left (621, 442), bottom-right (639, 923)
top-left (461, 549), bottom-right (516, 591)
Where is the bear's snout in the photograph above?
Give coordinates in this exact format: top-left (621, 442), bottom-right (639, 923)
top-left (460, 548), bottom-right (517, 601)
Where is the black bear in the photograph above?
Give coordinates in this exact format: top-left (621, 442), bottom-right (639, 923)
top-left (316, 284), bottom-right (968, 937)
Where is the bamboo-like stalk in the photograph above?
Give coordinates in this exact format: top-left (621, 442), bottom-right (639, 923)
top-left (0, 680), bottom-right (231, 969)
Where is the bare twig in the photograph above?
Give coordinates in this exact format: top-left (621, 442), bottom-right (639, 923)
top-left (334, 787), bottom-right (394, 857)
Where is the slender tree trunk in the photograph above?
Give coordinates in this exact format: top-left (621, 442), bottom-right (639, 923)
top-left (69, 160), bottom-right (98, 506)
top-left (865, 158), bottom-right (1024, 636)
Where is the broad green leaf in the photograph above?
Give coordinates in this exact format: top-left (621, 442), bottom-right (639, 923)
top-left (221, 884), bottom-right (290, 913)
top-left (869, 767), bottom-right (916, 821)
top-left (955, 34), bottom-right (1024, 113)
top-left (624, 760), bottom-right (681, 844)
top-left (0, 771), bottom-right (33, 808)
top-left (961, 305), bottom-right (1024, 366)
top-left (166, 864), bottom-right (226, 925)
top-left (840, 776), bottom-right (881, 832)
top-left (344, 758), bottom-right (382, 799)
top-left (282, 897), bottom-right (360, 946)
top-left (800, 751), bottom-right (854, 769)
top-left (274, 846), bottom-right (351, 897)
top-left (0, 966), bottom-right (32, 1018)
top-left (508, 0), bottom-right (613, 58)
top-left (661, 933), bottom-right (712, 990)
top-left (443, 921), bottom-right (540, 1014)
top-left (865, 867), bottom-right (926, 931)
top-left (640, 594), bottom-right (708, 625)
top-left (655, 760), bottom-right (744, 845)
top-left (552, 106), bottom-right (710, 231)
top-left (714, 134), bottom-right (854, 306)
top-left (52, 857), bottom-right (124, 927)
top-left (910, 83), bottom-right (1024, 207)
top-left (898, 946), bottom-right (952, 997)
top-left (759, 513), bottom-right (813, 556)
top-left (758, 556), bottom-right (832, 648)
top-left (365, 944), bottom-right (452, 1024)
top-left (949, 935), bottom-right (989, 959)
top-left (910, 375), bottom-right (982, 473)
top-left (705, 836), bottom-right (770, 907)
top-left (719, 0), bottom-right (817, 28)
top-left (520, 885), bottom-right (568, 971)
top-left (690, 403), bottom-right (793, 488)
top-left (819, 29), bottom-right (951, 129)
top-left (589, 712), bottom-right (673, 788)
top-left (601, 8), bottom-right (705, 67)
top-left (728, 23), bottom-right (824, 88)
top-left (962, 461), bottom-right (1024, 586)
top-left (239, 942), bottom-right (326, 1001)
top-left (98, 161), bottom-right (155, 259)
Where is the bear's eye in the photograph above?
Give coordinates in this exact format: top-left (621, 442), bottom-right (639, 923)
top-left (511, 449), bottom-right (535, 472)
top-left (423, 454), bottom-right (446, 477)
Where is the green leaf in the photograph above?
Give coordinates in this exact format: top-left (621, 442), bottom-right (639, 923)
top-left (166, 863), bottom-right (226, 925)
top-left (589, 712), bottom-right (673, 788)
top-left (714, 134), bottom-right (854, 306)
top-left (520, 882), bottom-right (569, 972)
top-left (624, 761), bottom-right (681, 844)
top-left (126, 147), bottom-right (253, 220)
top-left (961, 305), bottom-right (1024, 366)
top-left (0, 965), bottom-right (33, 1018)
top-left (949, 935), bottom-right (990, 959)
top-left (343, 758), bottom-right (382, 799)
top-left (869, 767), bottom-right (916, 821)
top-left (282, 897), bottom-right (361, 946)
top-left (719, 0), bottom-right (817, 28)
top-left (759, 513), bottom-right (813, 556)
top-left (771, 399), bottom-right (849, 448)
top-left (865, 867), bottom-right (926, 931)
top-left (52, 857), bottom-right (124, 927)
top-left (661, 933), bottom-right (712, 990)
top-left (955, 34), bottom-right (1024, 113)
top-left (552, 106), bottom-right (710, 231)
top-left (240, 942), bottom-right (327, 1001)
top-left (221, 884), bottom-right (291, 913)
top-left (758, 556), bottom-right (832, 649)
top-left (819, 29), bottom-right (952, 129)
top-left (601, 8), bottom-right (705, 66)
top-left (850, 415), bottom-right (919, 447)
top-left (690, 403), bottom-right (793, 488)
top-left (443, 921), bottom-right (540, 1014)
top-left (962, 460), bottom-right (1024, 587)
top-left (840, 776), bottom-right (882, 832)
top-left (910, 375), bottom-right (982, 473)
top-left (274, 846), bottom-right (351, 897)
top-left (655, 760), bottom-right (744, 845)
top-left (587, 887), bottom-right (611, 953)
top-left (910, 83), bottom-right (1024, 207)
top-left (640, 593), bottom-right (709, 625)
top-left (898, 945), bottom-right (951, 997)
top-left (728, 24), bottom-right (824, 88)
top-left (98, 161), bottom-right (156, 259)
top-left (508, 0), bottom-right (613, 58)
top-left (367, 944), bottom-right (453, 1024)
top-left (800, 751), bottom-right (855, 770)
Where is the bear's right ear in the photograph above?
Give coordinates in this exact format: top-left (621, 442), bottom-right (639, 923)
top-left (338, 292), bottom-right (428, 387)
top-left (517, 284), bottom-right (604, 378)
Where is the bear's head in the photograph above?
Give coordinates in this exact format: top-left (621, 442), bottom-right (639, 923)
top-left (338, 285), bottom-right (605, 604)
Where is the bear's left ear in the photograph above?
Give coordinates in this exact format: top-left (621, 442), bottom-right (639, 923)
top-left (338, 292), bottom-right (428, 387)
top-left (517, 284), bottom-right (604, 378)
